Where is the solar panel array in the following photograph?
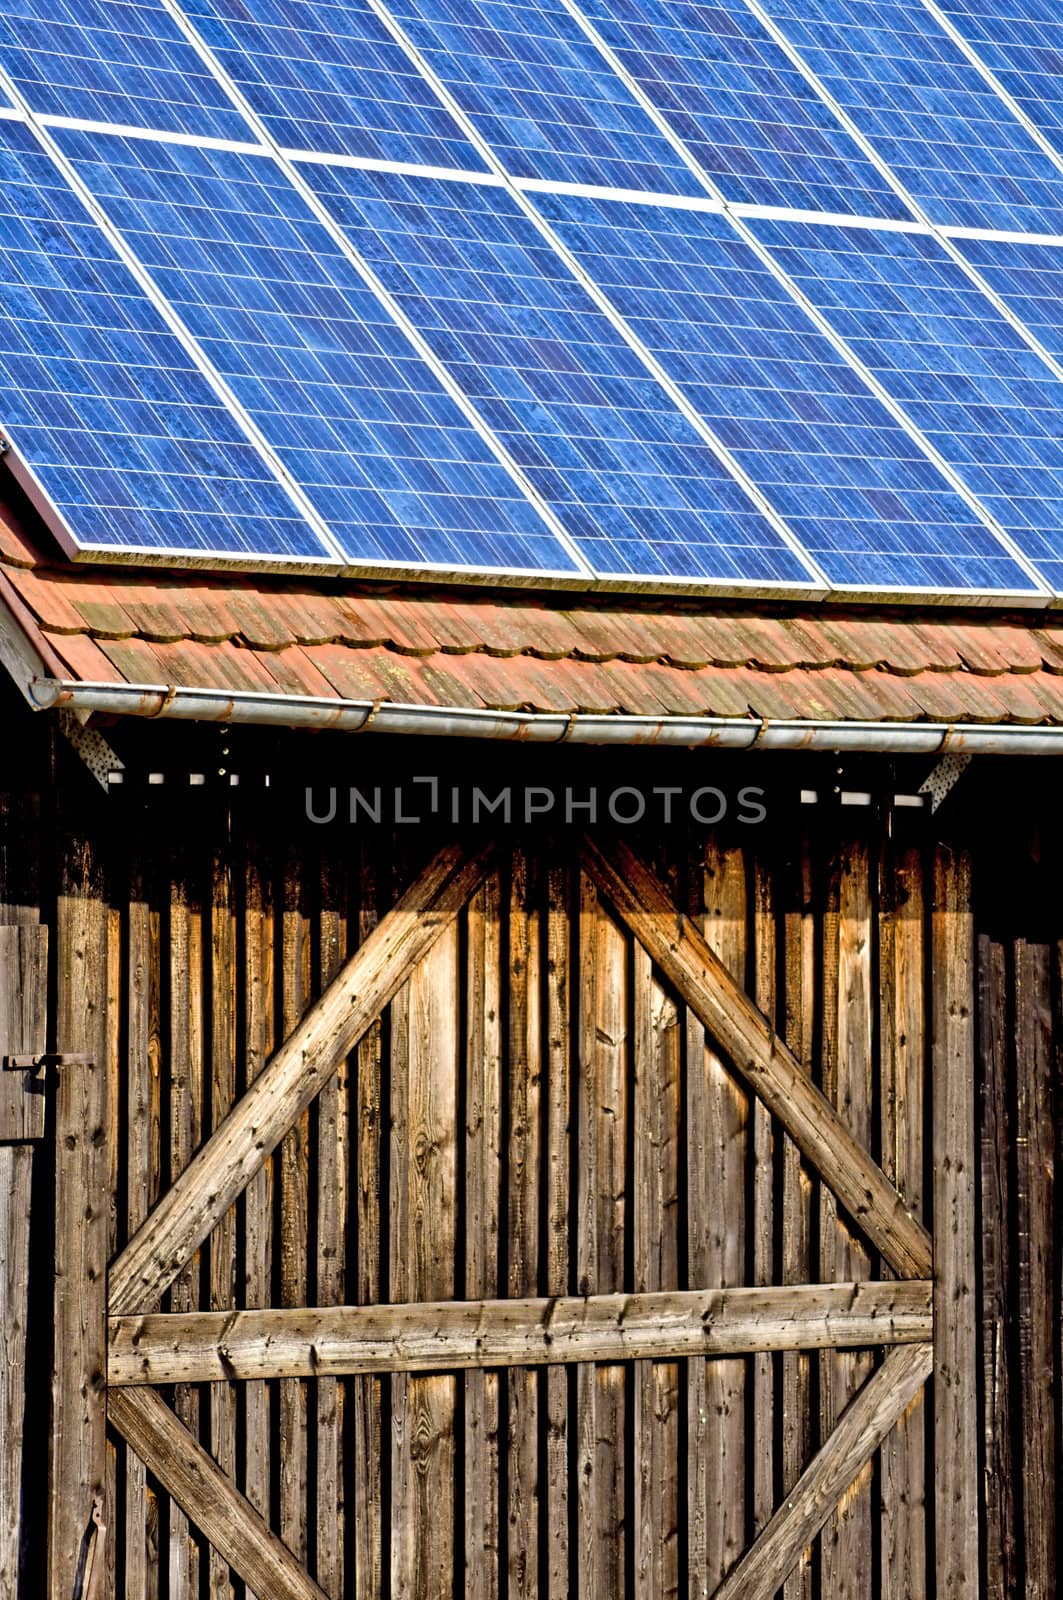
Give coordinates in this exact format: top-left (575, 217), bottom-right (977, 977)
top-left (2, 0), bottom-right (1063, 598)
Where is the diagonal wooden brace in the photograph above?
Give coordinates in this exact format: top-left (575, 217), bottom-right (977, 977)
top-left (581, 835), bottom-right (933, 1280)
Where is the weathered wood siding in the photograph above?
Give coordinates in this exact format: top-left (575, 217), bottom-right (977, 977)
top-left (1, 726), bottom-right (1061, 1598)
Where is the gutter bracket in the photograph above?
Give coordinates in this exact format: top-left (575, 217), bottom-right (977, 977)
top-left (58, 708), bottom-right (124, 792)
top-left (918, 751), bottom-right (972, 813)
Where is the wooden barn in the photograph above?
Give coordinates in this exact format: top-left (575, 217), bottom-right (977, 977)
top-left (0, 492), bottom-right (1060, 1600)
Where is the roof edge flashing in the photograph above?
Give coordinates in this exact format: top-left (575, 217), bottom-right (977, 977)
top-left (25, 677), bottom-right (1063, 755)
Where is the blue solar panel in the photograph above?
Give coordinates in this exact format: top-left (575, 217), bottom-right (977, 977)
top-left (181, 0), bottom-right (487, 171)
top-left (752, 217), bottom-right (1063, 588)
top-left (57, 128), bottom-right (581, 573)
top-left (759, 0), bottom-right (1063, 233)
top-left (539, 191), bottom-right (1029, 591)
top-left (383, 0), bottom-right (705, 196)
top-left (575, 0), bottom-right (907, 220)
top-left (0, 119), bottom-right (326, 560)
top-left (0, 0), bottom-right (253, 141)
top-left (957, 235), bottom-right (1063, 363)
top-left (938, 0), bottom-right (1063, 156)
top-left (303, 163), bottom-right (812, 581)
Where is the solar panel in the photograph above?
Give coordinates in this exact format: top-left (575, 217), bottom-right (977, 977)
top-left (539, 190), bottom-right (1034, 591)
top-left (575, 0), bottom-right (908, 220)
top-left (382, 0), bottom-right (706, 195)
top-left (752, 217), bottom-right (1063, 588)
top-left (303, 163), bottom-right (814, 581)
top-left (182, 0), bottom-right (488, 171)
top-left (937, 0), bottom-right (1063, 156)
top-left (0, 0), bottom-right (254, 141)
top-left (758, 0), bottom-right (1063, 233)
top-left (0, 118), bottom-right (329, 561)
top-left (957, 234), bottom-right (1063, 362)
top-left (57, 127), bottom-right (582, 573)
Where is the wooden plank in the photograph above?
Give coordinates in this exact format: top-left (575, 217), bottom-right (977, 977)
top-left (0, 1144), bottom-right (33, 1595)
top-left (49, 836), bottom-right (110, 1600)
top-left (977, 921), bottom-right (1017, 1600)
top-left (932, 843), bottom-right (979, 1598)
top-left (390, 919), bottom-right (460, 1600)
top-left (544, 859), bottom-right (571, 1600)
top-left (1013, 914), bottom-right (1055, 1599)
top-left (581, 836), bottom-right (932, 1280)
top-left (279, 848), bottom-right (311, 1567)
top-left (109, 1387), bottom-right (328, 1600)
top-left (315, 848), bottom-right (349, 1598)
top-left (508, 847), bottom-right (541, 1600)
top-left (464, 872), bottom-right (502, 1599)
top-left (0, 924), bottom-right (47, 1139)
top-left (209, 846), bottom-right (238, 1600)
top-left (242, 837), bottom-right (275, 1600)
top-left (353, 846), bottom-right (383, 1600)
top-left (109, 1282), bottom-right (933, 1384)
top-left (751, 854), bottom-right (775, 1544)
top-left (633, 938), bottom-right (680, 1600)
top-left (712, 1342), bottom-right (933, 1600)
top-left (576, 879), bottom-right (627, 1600)
top-left (821, 841), bottom-right (874, 1600)
top-left (879, 841), bottom-right (928, 1598)
top-left (111, 838), bottom-right (495, 1315)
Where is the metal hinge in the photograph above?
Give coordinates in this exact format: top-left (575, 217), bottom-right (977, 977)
top-left (3, 1052), bottom-right (93, 1079)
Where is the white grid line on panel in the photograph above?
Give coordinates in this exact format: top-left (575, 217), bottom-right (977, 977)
top-left (0, 62), bottom-right (348, 565)
top-left (36, 111), bottom-right (268, 155)
top-left (919, 0), bottom-right (1063, 182)
top-left (158, 0), bottom-right (600, 581)
top-left (555, 0), bottom-right (1052, 595)
top-left (282, 147), bottom-right (503, 184)
top-left (316, 0), bottom-right (833, 590)
top-left (942, 223), bottom-right (1063, 246)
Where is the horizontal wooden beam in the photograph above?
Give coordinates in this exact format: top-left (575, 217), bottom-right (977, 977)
top-left (109, 839), bottom-right (495, 1316)
top-left (582, 836), bottom-right (933, 1280)
top-left (108, 1282), bottom-right (932, 1386)
top-left (108, 1387), bottom-right (326, 1600)
top-left (712, 1340), bottom-right (934, 1600)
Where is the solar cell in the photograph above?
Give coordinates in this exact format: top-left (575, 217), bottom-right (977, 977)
top-left (957, 235), bottom-right (1063, 364)
top-left (181, 0), bottom-right (488, 171)
top-left (937, 0), bottom-right (1063, 156)
top-left (758, 0), bottom-right (1063, 232)
top-left (0, 119), bottom-right (325, 560)
top-left (57, 127), bottom-right (582, 573)
top-left (751, 217), bottom-right (1063, 589)
top-left (304, 162), bottom-right (814, 582)
top-left (380, 0), bottom-right (705, 196)
top-left (0, 0), bottom-right (253, 141)
top-left (574, 0), bottom-right (907, 220)
top-left (539, 190), bottom-right (1030, 591)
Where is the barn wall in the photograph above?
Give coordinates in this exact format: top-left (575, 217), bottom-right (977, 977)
top-left (0, 711), bottom-right (1060, 1599)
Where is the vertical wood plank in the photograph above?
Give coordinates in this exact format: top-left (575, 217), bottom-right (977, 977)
top-left (209, 845), bottom-right (238, 1600)
top-left (280, 848), bottom-right (311, 1567)
top-left (782, 838), bottom-right (814, 1600)
top-left (1013, 860), bottom-right (1055, 1600)
top-left (576, 875), bottom-right (627, 1600)
top-left (978, 919), bottom-right (1016, 1600)
top-left (242, 839), bottom-right (275, 1600)
top-left (879, 842), bottom-right (928, 1598)
top-left (354, 849), bottom-right (383, 1600)
top-left (507, 848), bottom-right (540, 1600)
top-left (544, 858), bottom-right (571, 1600)
top-left (465, 872), bottom-right (502, 1599)
top-left (633, 935), bottom-right (680, 1600)
top-left (933, 842), bottom-right (979, 1598)
top-left (49, 832), bottom-right (110, 1600)
top-left (391, 919), bottom-right (460, 1600)
top-left (688, 840), bottom-right (747, 1593)
top-left (820, 840), bottom-right (874, 1600)
top-left (125, 866), bottom-right (162, 1600)
top-left (0, 1144), bottom-right (33, 1593)
top-left (751, 854), bottom-right (775, 1543)
top-left (315, 848), bottom-right (348, 1599)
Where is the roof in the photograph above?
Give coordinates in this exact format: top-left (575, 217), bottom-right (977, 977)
top-left (4, 497), bottom-right (1063, 743)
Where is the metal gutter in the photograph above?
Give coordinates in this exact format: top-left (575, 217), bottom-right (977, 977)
top-left (26, 676), bottom-right (1063, 755)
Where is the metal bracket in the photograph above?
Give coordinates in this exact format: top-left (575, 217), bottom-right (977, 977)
top-left (918, 751), bottom-right (973, 813)
top-left (59, 708), bottom-right (124, 792)
top-left (3, 1051), bottom-right (93, 1080)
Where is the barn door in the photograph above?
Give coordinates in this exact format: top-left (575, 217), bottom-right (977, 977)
top-left (64, 832), bottom-right (970, 1597)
